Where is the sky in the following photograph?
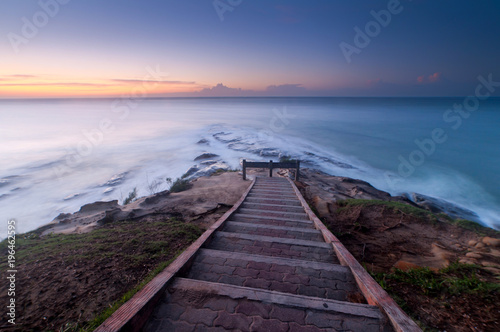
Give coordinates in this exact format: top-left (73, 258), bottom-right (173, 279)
top-left (1, 0), bottom-right (500, 98)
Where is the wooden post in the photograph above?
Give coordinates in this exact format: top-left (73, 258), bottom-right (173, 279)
top-left (269, 160), bottom-right (273, 177)
top-left (295, 160), bottom-right (300, 181)
top-left (242, 159), bottom-right (246, 180)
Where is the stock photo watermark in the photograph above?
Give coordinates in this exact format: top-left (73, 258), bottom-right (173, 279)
top-left (385, 74), bottom-right (500, 189)
top-left (339, 0), bottom-right (412, 64)
top-left (6, 219), bottom-right (17, 325)
top-left (7, 0), bottom-right (71, 54)
top-left (258, 106), bottom-right (296, 142)
top-left (52, 65), bottom-right (169, 178)
top-left (213, 0), bottom-right (243, 22)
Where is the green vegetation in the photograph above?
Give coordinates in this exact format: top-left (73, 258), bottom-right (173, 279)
top-left (450, 218), bottom-right (495, 235)
top-left (79, 253), bottom-right (180, 331)
top-left (0, 219), bottom-right (201, 270)
top-left (169, 177), bottom-right (192, 193)
top-left (0, 218), bottom-right (203, 331)
top-left (336, 199), bottom-right (499, 236)
top-left (123, 187), bottom-right (137, 205)
top-left (371, 262), bottom-right (499, 298)
top-left (337, 199), bottom-right (435, 221)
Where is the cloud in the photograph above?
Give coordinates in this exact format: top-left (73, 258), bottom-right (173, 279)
top-left (417, 72), bottom-right (443, 84)
top-left (194, 83), bottom-right (246, 97)
top-left (265, 84), bottom-right (306, 95)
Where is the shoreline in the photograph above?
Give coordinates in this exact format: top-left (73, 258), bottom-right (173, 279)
top-left (36, 162), bottom-right (495, 238)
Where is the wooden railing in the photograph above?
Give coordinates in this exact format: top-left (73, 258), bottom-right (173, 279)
top-left (242, 159), bottom-right (300, 181)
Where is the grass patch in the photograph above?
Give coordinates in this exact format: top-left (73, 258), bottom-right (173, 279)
top-left (169, 178), bottom-right (192, 193)
top-left (371, 262), bottom-right (499, 298)
top-left (78, 253), bottom-right (181, 331)
top-left (337, 199), bottom-right (434, 221)
top-left (123, 187), bottom-right (137, 205)
top-left (450, 218), bottom-right (495, 235)
top-left (0, 218), bottom-right (203, 331)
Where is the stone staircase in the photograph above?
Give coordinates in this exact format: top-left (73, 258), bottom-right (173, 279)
top-left (142, 177), bottom-right (396, 331)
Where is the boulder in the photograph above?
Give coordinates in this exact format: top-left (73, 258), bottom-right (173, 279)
top-left (409, 193), bottom-right (481, 222)
top-left (482, 236), bottom-right (500, 247)
top-left (78, 200), bottom-right (119, 214)
top-left (194, 153), bottom-right (219, 161)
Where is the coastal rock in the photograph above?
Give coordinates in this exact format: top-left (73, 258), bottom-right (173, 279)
top-left (78, 200), bottom-right (119, 214)
top-left (200, 160), bottom-right (218, 166)
top-left (194, 152), bottom-right (219, 161)
top-left (55, 213), bottom-right (72, 220)
top-left (104, 172), bottom-right (128, 186)
top-left (482, 236), bottom-right (500, 247)
top-left (188, 162), bottom-right (230, 179)
top-left (141, 190), bottom-right (170, 206)
top-left (197, 138), bottom-right (209, 145)
top-left (97, 208), bottom-right (127, 225)
top-left (409, 193), bottom-right (481, 222)
top-left (183, 165), bottom-right (200, 178)
top-left (475, 242), bottom-right (486, 250)
top-left (465, 252), bottom-right (483, 259)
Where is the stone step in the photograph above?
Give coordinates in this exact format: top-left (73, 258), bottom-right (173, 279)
top-left (186, 249), bottom-right (358, 301)
top-left (206, 232), bottom-right (338, 264)
top-left (241, 202), bottom-right (305, 213)
top-left (142, 278), bottom-right (389, 332)
top-left (248, 193), bottom-right (298, 200)
top-left (245, 196), bottom-right (302, 206)
top-left (223, 221), bottom-right (324, 241)
top-left (250, 188), bottom-right (296, 195)
top-left (256, 177), bottom-right (289, 182)
top-left (238, 207), bottom-right (309, 220)
top-left (231, 213), bottom-right (315, 228)
top-left (252, 184), bottom-right (292, 190)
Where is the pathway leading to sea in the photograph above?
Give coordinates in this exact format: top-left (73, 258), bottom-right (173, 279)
top-left (97, 176), bottom-right (421, 331)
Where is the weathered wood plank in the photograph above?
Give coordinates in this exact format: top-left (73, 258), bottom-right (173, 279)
top-left (287, 177), bottom-right (422, 332)
top-left (94, 178), bottom-right (256, 332)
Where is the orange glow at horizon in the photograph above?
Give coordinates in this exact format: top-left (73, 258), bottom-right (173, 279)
top-left (0, 76), bottom-right (204, 98)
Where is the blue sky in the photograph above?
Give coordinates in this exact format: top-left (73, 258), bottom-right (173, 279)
top-left (1, 0), bottom-right (499, 97)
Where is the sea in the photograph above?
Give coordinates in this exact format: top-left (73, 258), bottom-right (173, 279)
top-left (1, 97), bottom-right (499, 238)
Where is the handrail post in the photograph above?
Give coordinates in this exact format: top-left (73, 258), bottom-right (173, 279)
top-left (295, 160), bottom-right (300, 181)
top-left (242, 159), bottom-right (246, 180)
top-left (269, 160), bottom-right (273, 177)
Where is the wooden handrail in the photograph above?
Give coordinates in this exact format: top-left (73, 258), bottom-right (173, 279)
top-left (242, 159), bottom-right (300, 181)
top-left (287, 177), bottom-right (422, 332)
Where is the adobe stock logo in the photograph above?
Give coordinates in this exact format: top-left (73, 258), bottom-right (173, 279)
top-left (339, 0), bottom-right (412, 64)
top-left (384, 74), bottom-right (500, 190)
top-left (7, 0), bottom-right (71, 54)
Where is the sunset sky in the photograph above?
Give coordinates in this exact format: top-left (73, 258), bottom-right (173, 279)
top-left (1, 0), bottom-right (500, 98)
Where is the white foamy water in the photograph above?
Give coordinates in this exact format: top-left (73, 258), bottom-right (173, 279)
top-left (1, 97), bottom-right (499, 238)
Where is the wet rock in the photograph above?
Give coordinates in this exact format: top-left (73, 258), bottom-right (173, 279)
top-left (200, 160), bottom-right (218, 165)
top-left (194, 153), bottom-right (219, 161)
top-left (187, 162), bottom-right (230, 179)
top-left (409, 193), bottom-right (480, 222)
top-left (55, 213), bottom-right (72, 220)
top-left (78, 200), bottom-right (119, 214)
top-left (197, 138), bottom-right (209, 145)
top-left (183, 165), bottom-right (200, 178)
